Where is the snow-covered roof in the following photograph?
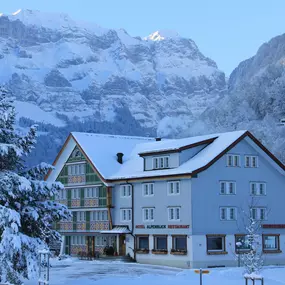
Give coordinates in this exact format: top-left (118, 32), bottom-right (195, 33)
top-left (100, 226), bottom-right (131, 234)
top-left (138, 133), bottom-right (218, 155)
top-left (109, 130), bottom-right (247, 180)
top-left (71, 132), bottom-right (153, 178)
top-left (48, 129), bottom-right (284, 183)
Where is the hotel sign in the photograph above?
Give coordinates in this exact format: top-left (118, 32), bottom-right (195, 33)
top-left (135, 225), bottom-right (190, 229)
top-left (262, 224), bottom-right (285, 229)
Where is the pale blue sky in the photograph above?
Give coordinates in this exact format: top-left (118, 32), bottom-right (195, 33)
top-left (1, 0), bottom-right (285, 74)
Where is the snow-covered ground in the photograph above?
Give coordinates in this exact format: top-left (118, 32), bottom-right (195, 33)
top-left (25, 258), bottom-right (285, 285)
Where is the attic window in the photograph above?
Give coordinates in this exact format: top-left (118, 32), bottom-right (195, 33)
top-left (72, 148), bottom-right (82, 158)
top-left (153, 156), bottom-right (169, 169)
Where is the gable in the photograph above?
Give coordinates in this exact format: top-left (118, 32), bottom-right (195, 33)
top-left (46, 135), bottom-right (106, 185)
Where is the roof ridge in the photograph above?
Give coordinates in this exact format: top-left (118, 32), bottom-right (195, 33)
top-left (71, 131), bottom-right (154, 141)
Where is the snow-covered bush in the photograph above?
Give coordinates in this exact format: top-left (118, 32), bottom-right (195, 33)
top-left (0, 87), bottom-right (71, 284)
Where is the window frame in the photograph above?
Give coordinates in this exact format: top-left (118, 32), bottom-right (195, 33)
top-left (235, 234), bottom-right (251, 252)
top-left (172, 235), bottom-right (187, 252)
top-left (220, 207), bottom-right (237, 221)
top-left (77, 211), bottom-right (86, 222)
top-left (206, 234), bottom-right (227, 254)
top-left (250, 207), bottom-right (267, 221)
top-left (219, 181), bottom-right (236, 195)
top-left (245, 155), bottom-right (259, 168)
top-left (152, 156), bottom-right (170, 170)
top-left (142, 207), bottom-right (154, 222)
top-left (120, 208), bottom-right (132, 222)
top-left (136, 235), bottom-right (149, 251)
top-left (71, 188), bottom-right (80, 199)
top-left (153, 235), bottom-right (168, 251)
top-left (226, 154), bottom-right (240, 167)
top-left (167, 181), bottom-right (180, 195)
top-left (120, 184), bottom-right (132, 198)
top-left (142, 183), bottom-right (154, 197)
top-left (262, 234), bottom-right (281, 253)
top-left (249, 182), bottom-right (266, 196)
top-left (168, 207), bottom-right (181, 221)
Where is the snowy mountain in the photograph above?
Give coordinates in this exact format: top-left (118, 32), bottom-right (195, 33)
top-left (0, 9), bottom-right (225, 131)
top-left (3, 9), bottom-right (285, 165)
top-left (187, 33), bottom-right (285, 162)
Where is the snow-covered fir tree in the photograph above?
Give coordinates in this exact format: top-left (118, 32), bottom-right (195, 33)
top-left (0, 87), bottom-right (71, 285)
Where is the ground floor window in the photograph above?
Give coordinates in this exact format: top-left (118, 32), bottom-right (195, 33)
top-left (95, 236), bottom-right (107, 247)
top-left (153, 235), bottom-right (167, 251)
top-left (235, 235), bottom-right (251, 252)
top-left (206, 235), bottom-right (226, 254)
top-left (172, 235), bottom-right (187, 251)
top-left (136, 235), bottom-right (149, 250)
top-left (71, 236), bottom-right (86, 245)
top-left (262, 234), bottom-right (280, 252)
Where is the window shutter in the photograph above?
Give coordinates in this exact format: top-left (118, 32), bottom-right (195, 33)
top-left (150, 184), bottom-right (154, 195)
top-left (176, 182), bottom-right (180, 194)
top-left (220, 208), bottom-right (226, 220)
top-left (250, 183), bottom-right (256, 195)
top-left (67, 189), bottom-right (71, 208)
top-left (176, 208), bottom-right (180, 220)
top-left (72, 212), bottom-right (77, 231)
top-left (220, 182), bottom-right (226, 194)
top-left (86, 211), bottom-right (90, 231)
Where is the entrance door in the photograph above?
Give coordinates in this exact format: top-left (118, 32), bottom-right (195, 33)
top-left (119, 235), bottom-right (126, 256)
top-left (65, 236), bottom-right (71, 255)
top-left (87, 236), bottom-right (95, 257)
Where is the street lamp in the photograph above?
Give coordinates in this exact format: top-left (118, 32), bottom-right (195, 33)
top-left (38, 249), bottom-right (50, 285)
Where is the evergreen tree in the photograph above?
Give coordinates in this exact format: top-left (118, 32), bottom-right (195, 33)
top-left (0, 87), bottom-right (70, 285)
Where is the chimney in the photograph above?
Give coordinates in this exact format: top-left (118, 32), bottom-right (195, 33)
top-left (117, 152), bottom-right (124, 164)
top-left (155, 137), bottom-right (161, 141)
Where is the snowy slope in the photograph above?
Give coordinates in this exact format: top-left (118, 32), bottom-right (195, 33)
top-left (0, 9), bottom-right (226, 129)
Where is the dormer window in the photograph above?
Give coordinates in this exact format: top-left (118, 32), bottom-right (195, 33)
top-left (153, 156), bottom-right (169, 169)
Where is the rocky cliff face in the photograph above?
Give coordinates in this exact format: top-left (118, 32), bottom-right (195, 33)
top-left (0, 9), bottom-right (226, 133)
top-left (186, 33), bottom-right (285, 162)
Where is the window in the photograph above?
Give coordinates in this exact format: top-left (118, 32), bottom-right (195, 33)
top-left (172, 235), bottom-right (187, 251)
top-left (77, 211), bottom-right (86, 222)
top-left (57, 189), bottom-right (67, 200)
top-left (220, 181), bottom-right (236, 195)
top-left (245, 156), bottom-right (259, 168)
top-left (168, 207), bottom-right (180, 221)
top-left (168, 181), bottom-right (180, 195)
top-left (85, 187), bottom-right (99, 198)
top-left (95, 236), bottom-right (106, 247)
top-left (120, 185), bottom-right (131, 197)
top-left (263, 235), bottom-right (280, 252)
top-left (71, 188), bottom-right (80, 199)
top-left (91, 210), bottom-right (108, 221)
top-left (206, 235), bottom-right (226, 253)
top-left (68, 164), bottom-right (86, 175)
top-left (220, 207), bottom-right (237, 221)
top-left (250, 207), bottom-right (267, 220)
top-left (142, 183), bottom-right (154, 196)
top-left (137, 236), bottom-right (149, 250)
top-left (227, 154), bottom-right (240, 167)
top-left (143, 208), bottom-right (154, 222)
top-left (235, 235), bottom-right (251, 252)
top-left (153, 235), bottom-right (167, 250)
top-left (250, 182), bottom-right (266, 196)
top-left (72, 236), bottom-right (85, 245)
top-left (153, 156), bottom-right (169, 169)
top-left (121, 209), bottom-right (132, 222)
